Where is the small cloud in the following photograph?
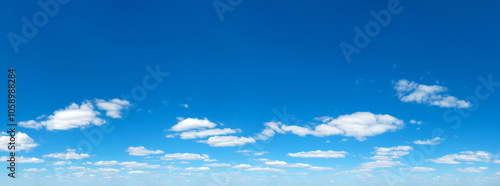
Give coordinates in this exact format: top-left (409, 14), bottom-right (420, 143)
top-left (180, 104), bottom-right (189, 108)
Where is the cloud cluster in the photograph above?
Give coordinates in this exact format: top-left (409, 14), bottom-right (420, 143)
top-left (19, 98), bottom-right (130, 130)
top-left (428, 151), bottom-right (492, 164)
top-left (287, 150), bottom-right (348, 158)
top-left (125, 146), bottom-right (164, 156)
top-left (0, 132), bottom-right (39, 152)
top-left (257, 112), bottom-right (404, 141)
top-left (361, 146), bottom-right (413, 169)
top-left (413, 137), bottom-right (443, 145)
top-left (168, 118), bottom-right (253, 147)
top-left (394, 79), bottom-right (471, 108)
top-left (43, 149), bottom-right (91, 160)
top-left (456, 167), bottom-right (488, 173)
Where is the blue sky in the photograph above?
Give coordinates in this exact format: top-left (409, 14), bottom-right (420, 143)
top-left (1, 0), bottom-right (500, 185)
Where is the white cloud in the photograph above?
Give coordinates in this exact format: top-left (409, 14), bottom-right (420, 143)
top-left (179, 128), bottom-right (240, 139)
top-left (264, 160), bottom-right (311, 168)
top-left (118, 161), bottom-right (161, 169)
top-left (180, 104), bottom-right (189, 108)
top-left (374, 146), bottom-right (413, 157)
top-left (184, 167), bottom-right (210, 171)
top-left (233, 164), bottom-right (252, 169)
top-left (456, 167), bottom-right (488, 173)
top-left (369, 146), bottom-right (412, 162)
top-left (41, 101), bottom-right (105, 130)
top-left (246, 167), bottom-right (284, 172)
top-left (409, 120), bottom-right (423, 125)
top-left (287, 150), bottom-right (347, 158)
top-left (0, 132), bottom-right (39, 152)
top-left (24, 168), bottom-right (47, 172)
top-left (258, 112), bottom-right (404, 141)
top-left (204, 163), bottom-right (231, 167)
top-left (53, 161), bottom-right (71, 166)
top-left (410, 167), bottom-right (436, 172)
top-left (95, 99), bottom-right (130, 119)
top-left (170, 118), bottom-right (217, 132)
top-left (87, 161), bottom-right (119, 166)
top-left (198, 136), bottom-right (255, 147)
top-left (18, 120), bottom-right (43, 130)
top-left (161, 153), bottom-right (211, 161)
top-left (394, 79), bottom-right (471, 108)
top-left (428, 151), bottom-right (492, 164)
top-left (360, 160), bottom-right (403, 169)
top-left (43, 149), bottom-right (91, 160)
top-left (413, 137), bottom-right (443, 145)
top-left (91, 168), bottom-right (120, 175)
top-left (494, 160), bottom-right (500, 164)
top-left (0, 156), bottom-right (44, 163)
top-left (125, 146), bottom-right (164, 156)
top-left (19, 99), bottom-right (130, 130)
top-left (128, 170), bottom-right (151, 174)
top-left (309, 166), bottom-right (336, 171)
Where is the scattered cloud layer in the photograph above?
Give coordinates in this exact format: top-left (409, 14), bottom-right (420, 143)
top-left (428, 151), bottom-right (492, 164)
top-left (126, 146), bottom-right (164, 156)
top-left (394, 79), bottom-right (471, 108)
top-left (287, 150), bottom-right (348, 158)
top-left (19, 99), bottom-right (130, 130)
top-left (257, 112), bottom-right (404, 141)
top-left (43, 149), bottom-right (91, 160)
top-left (413, 137), bottom-right (443, 145)
top-left (0, 132), bottom-right (39, 152)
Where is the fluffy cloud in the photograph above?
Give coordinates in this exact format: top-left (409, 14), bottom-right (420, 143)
top-left (246, 167), bottom-right (284, 172)
top-left (204, 163), bottom-right (231, 167)
top-left (410, 167), bottom-right (436, 172)
top-left (373, 146), bottom-right (413, 157)
top-left (198, 136), bottom-right (255, 147)
top-left (257, 112), bottom-right (404, 141)
top-left (309, 166), bottom-right (336, 171)
top-left (413, 137), bottom-right (443, 145)
top-left (161, 153), bottom-right (211, 161)
top-left (24, 168), bottom-right (47, 172)
top-left (184, 167), bottom-right (210, 171)
top-left (428, 151), bottom-right (492, 164)
top-left (409, 120), bottom-right (423, 125)
top-left (18, 99), bottom-right (129, 130)
top-left (233, 164), bottom-right (252, 169)
top-left (179, 128), bottom-right (240, 139)
top-left (53, 161), bottom-right (72, 166)
top-left (494, 160), bottom-right (500, 164)
top-left (86, 161), bottom-right (119, 166)
top-left (456, 167), bottom-right (488, 173)
top-left (18, 120), bottom-right (43, 130)
top-left (43, 149), bottom-right (91, 160)
top-left (128, 170), bottom-right (151, 174)
top-left (361, 146), bottom-right (412, 169)
top-left (264, 160), bottom-right (311, 168)
top-left (287, 150), bottom-right (347, 158)
top-left (360, 160), bottom-right (403, 169)
top-left (394, 79), bottom-right (471, 108)
top-left (0, 156), bottom-right (44, 163)
top-left (125, 146), bottom-right (164, 156)
top-left (170, 118), bottom-right (217, 132)
top-left (119, 161), bottom-right (161, 169)
top-left (95, 99), bottom-right (130, 118)
top-left (0, 132), bottom-right (39, 152)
